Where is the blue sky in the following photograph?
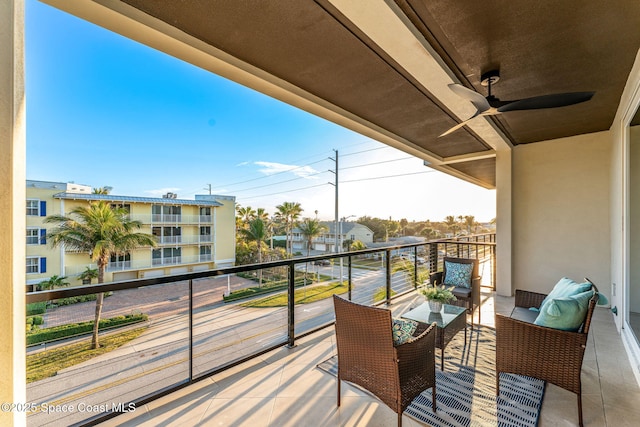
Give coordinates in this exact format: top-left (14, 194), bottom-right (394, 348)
top-left (25, 0), bottom-right (495, 222)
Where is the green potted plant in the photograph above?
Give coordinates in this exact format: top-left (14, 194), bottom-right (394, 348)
top-left (79, 267), bottom-right (98, 285)
top-left (419, 284), bottom-right (456, 312)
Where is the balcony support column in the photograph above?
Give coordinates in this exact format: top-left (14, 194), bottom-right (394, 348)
top-left (496, 146), bottom-right (513, 296)
top-left (0, 1), bottom-right (26, 425)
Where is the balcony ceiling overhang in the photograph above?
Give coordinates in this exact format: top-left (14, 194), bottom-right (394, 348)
top-left (44, 0), bottom-right (640, 189)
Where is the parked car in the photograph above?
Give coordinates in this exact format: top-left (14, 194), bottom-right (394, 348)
top-left (313, 259), bottom-right (330, 266)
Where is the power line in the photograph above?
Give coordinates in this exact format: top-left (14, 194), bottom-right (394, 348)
top-left (340, 146), bottom-right (389, 157)
top-left (239, 169), bottom-right (434, 201)
top-left (239, 182), bottom-right (331, 200)
top-left (341, 156), bottom-right (414, 170)
top-left (230, 169), bottom-right (330, 193)
top-left (217, 157), bottom-right (329, 188)
top-left (342, 170), bottom-right (435, 183)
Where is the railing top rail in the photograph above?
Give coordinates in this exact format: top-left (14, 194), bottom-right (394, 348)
top-left (26, 234), bottom-right (495, 303)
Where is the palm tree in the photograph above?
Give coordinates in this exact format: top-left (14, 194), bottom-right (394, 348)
top-left (79, 266), bottom-right (99, 284)
top-left (92, 186), bottom-right (111, 194)
top-left (444, 215), bottom-right (461, 235)
top-left (240, 218), bottom-right (268, 286)
top-left (298, 218), bottom-right (327, 256)
top-left (45, 201), bottom-right (156, 349)
top-left (275, 201), bottom-right (303, 254)
top-left (38, 274), bottom-right (69, 291)
top-left (236, 205), bottom-right (256, 232)
top-left (255, 207), bottom-right (269, 221)
top-left (464, 215), bottom-right (477, 234)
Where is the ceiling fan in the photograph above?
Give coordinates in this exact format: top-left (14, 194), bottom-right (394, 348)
top-left (440, 70), bottom-right (595, 137)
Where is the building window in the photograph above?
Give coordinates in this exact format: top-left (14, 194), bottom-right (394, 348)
top-left (26, 257), bottom-right (45, 274)
top-left (200, 226), bottom-right (212, 242)
top-left (152, 226), bottom-right (182, 243)
top-left (152, 204), bottom-right (181, 222)
top-left (26, 199), bottom-right (39, 216)
top-left (152, 247), bottom-right (182, 265)
top-left (200, 245), bottom-right (212, 261)
top-left (108, 253), bottom-right (131, 270)
top-left (26, 228), bottom-right (39, 245)
top-left (200, 207), bottom-right (212, 222)
top-left (111, 203), bottom-right (131, 213)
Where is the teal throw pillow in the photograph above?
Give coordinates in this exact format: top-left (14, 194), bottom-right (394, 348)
top-left (392, 318), bottom-right (418, 345)
top-left (540, 277), bottom-right (592, 308)
top-left (534, 289), bottom-right (594, 331)
top-left (443, 261), bottom-right (474, 288)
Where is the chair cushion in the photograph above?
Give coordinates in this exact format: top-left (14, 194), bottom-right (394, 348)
top-left (534, 289), bottom-right (594, 331)
top-left (443, 261), bottom-right (474, 288)
top-left (540, 277), bottom-right (592, 308)
top-left (510, 307), bottom-right (539, 324)
top-left (451, 287), bottom-right (472, 298)
top-left (392, 318), bottom-right (418, 345)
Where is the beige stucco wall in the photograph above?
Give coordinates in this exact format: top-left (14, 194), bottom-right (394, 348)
top-left (0, 1), bottom-right (26, 426)
top-left (512, 131), bottom-right (611, 296)
top-left (212, 196), bottom-right (237, 264)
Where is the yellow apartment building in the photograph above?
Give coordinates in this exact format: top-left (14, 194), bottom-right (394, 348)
top-left (26, 180), bottom-right (236, 289)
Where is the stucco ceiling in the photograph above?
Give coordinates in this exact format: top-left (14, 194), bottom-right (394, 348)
top-left (47, 0), bottom-right (640, 189)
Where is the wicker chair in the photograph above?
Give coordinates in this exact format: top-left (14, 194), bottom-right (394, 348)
top-left (495, 280), bottom-right (600, 427)
top-left (429, 257), bottom-right (481, 327)
top-left (332, 295), bottom-right (437, 427)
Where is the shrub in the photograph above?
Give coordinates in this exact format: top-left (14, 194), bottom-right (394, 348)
top-left (27, 315), bottom-right (44, 326)
top-left (26, 313), bottom-right (148, 346)
top-left (52, 291), bottom-right (113, 307)
top-left (26, 302), bottom-right (47, 316)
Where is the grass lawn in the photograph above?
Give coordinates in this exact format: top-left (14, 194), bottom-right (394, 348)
top-left (27, 327), bottom-right (147, 383)
top-left (241, 282), bottom-right (348, 307)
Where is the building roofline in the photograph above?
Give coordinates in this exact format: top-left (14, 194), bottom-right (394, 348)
top-left (53, 192), bottom-right (224, 207)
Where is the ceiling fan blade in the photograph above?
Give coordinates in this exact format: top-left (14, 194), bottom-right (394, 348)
top-left (497, 91), bottom-right (595, 113)
top-left (439, 109), bottom-right (497, 137)
top-left (448, 83), bottom-right (491, 113)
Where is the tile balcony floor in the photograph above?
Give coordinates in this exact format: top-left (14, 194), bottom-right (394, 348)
top-left (103, 291), bottom-right (640, 427)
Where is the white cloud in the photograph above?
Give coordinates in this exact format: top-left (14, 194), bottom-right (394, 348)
top-left (254, 161), bottom-right (319, 179)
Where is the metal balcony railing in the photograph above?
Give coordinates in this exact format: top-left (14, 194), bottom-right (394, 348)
top-left (25, 234), bottom-right (495, 427)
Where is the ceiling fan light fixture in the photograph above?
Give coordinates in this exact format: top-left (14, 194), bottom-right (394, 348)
top-left (480, 70), bottom-right (500, 87)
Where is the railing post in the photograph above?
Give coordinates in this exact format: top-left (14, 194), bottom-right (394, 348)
top-left (189, 279), bottom-right (193, 380)
top-left (348, 255), bottom-right (352, 300)
top-left (287, 263), bottom-right (296, 348)
top-left (385, 248), bottom-right (391, 305)
top-left (413, 246), bottom-right (418, 288)
top-left (429, 242), bottom-right (437, 276)
top-left (491, 244), bottom-right (497, 291)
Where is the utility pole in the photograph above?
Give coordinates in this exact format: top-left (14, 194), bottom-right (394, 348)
top-left (204, 184), bottom-right (212, 195)
top-left (329, 150), bottom-right (339, 253)
top-left (328, 150), bottom-right (339, 282)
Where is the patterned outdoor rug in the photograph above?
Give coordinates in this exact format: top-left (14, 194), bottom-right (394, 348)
top-left (317, 326), bottom-right (545, 427)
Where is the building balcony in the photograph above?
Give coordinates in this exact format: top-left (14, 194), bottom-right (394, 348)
top-left (129, 214), bottom-right (214, 224)
top-left (25, 237), bottom-right (640, 427)
top-left (102, 294), bottom-right (636, 427)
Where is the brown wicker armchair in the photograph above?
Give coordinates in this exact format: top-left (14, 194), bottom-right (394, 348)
top-left (429, 257), bottom-right (481, 327)
top-left (495, 281), bottom-right (600, 427)
top-left (332, 295), bottom-right (437, 427)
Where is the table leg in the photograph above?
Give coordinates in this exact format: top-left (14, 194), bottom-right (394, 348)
top-left (441, 347), bottom-right (444, 370)
top-left (464, 324), bottom-right (467, 346)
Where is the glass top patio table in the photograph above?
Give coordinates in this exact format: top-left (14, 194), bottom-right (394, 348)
top-left (402, 302), bottom-right (467, 327)
top-left (402, 302), bottom-right (467, 370)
